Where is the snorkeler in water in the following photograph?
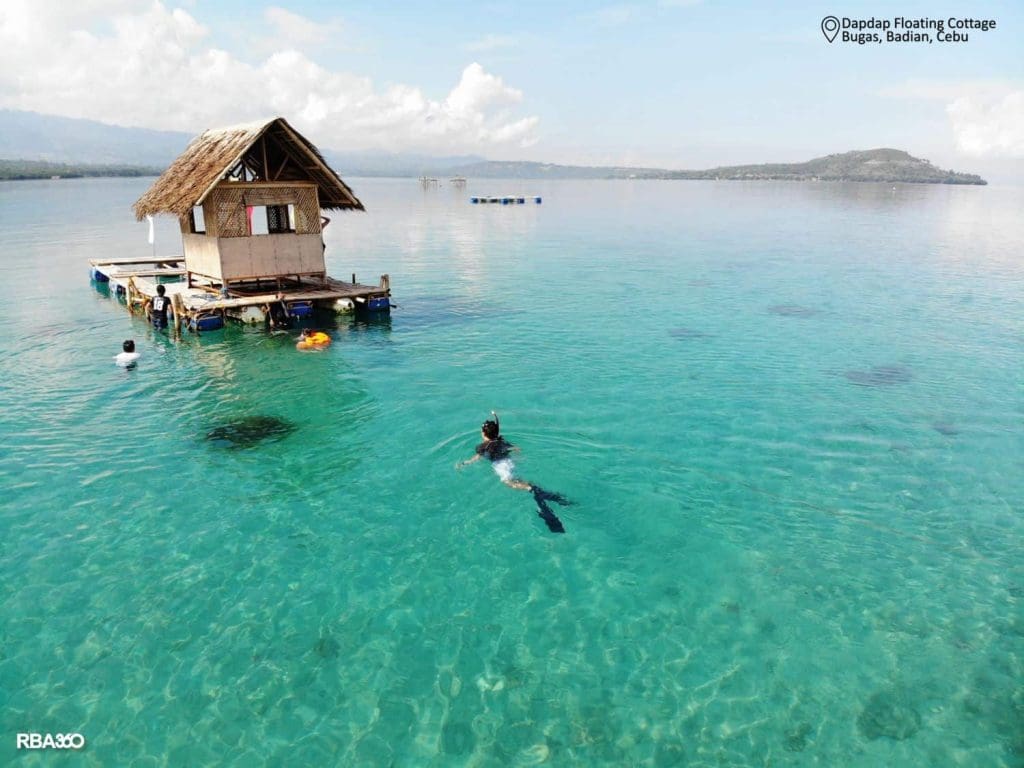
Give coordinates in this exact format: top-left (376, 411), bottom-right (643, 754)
top-left (456, 411), bottom-right (570, 533)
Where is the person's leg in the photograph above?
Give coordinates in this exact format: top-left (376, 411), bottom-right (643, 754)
top-left (532, 488), bottom-right (566, 533)
top-left (503, 478), bottom-right (532, 491)
top-left (531, 487), bottom-right (573, 505)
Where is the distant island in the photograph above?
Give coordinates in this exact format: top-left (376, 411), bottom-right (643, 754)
top-left (0, 159), bottom-right (163, 181)
top-left (446, 149), bottom-right (986, 185)
top-left (0, 112), bottom-right (985, 185)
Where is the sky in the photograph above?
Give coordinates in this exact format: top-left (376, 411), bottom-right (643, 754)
top-left (0, 0), bottom-right (1021, 179)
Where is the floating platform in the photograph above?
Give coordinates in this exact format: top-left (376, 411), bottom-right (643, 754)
top-left (89, 256), bottom-right (185, 283)
top-left (89, 257), bottom-right (391, 333)
top-left (470, 196), bottom-right (541, 205)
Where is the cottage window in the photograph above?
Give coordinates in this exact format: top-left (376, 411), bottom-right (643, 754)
top-left (190, 206), bottom-right (206, 234)
top-left (267, 204), bottom-right (292, 234)
top-left (246, 205), bottom-right (293, 235)
top-left (249, 206), bottom-right (269, 235)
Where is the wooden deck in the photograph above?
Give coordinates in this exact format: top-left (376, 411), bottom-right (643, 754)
top-left (89, 257), bottom-right (184, 266)
top-left (100, 268), bottom-right (187, 279)
top-left (90, 257), bottom-right (390, 328)
top-left (218, 277), bottom-right (388, 309)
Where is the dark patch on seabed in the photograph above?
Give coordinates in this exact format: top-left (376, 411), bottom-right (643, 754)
top-left (441, 721), bottom-right (475, 755)
top-left (784, 722), bottom-right (813, 752)
top-left (844, 364), bottom-right (913, 387)
top-left (768, 304), bottom-right (820, 317)
top-left (857, 689), bottom-right (922, 741)
top-left (668, 327), bottom-right (712, 340)
top-left (205, 415), bottom-right (295, 449)
top-left (933, 421), bottom-right (959, 436)
top-left (312, 633), bottom-right (340, 660)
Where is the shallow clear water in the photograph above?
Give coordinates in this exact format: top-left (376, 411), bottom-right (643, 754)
top-left (1, 177), bottom-right (1022, 766)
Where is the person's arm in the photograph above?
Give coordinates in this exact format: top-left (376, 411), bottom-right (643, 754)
top-left (456, 454), bottom-right (482, 469)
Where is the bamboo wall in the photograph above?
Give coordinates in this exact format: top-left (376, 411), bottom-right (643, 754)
top-left (179, 181), bottom-right (327, 283)
top-left (204, 182), bottom-right (321, 238)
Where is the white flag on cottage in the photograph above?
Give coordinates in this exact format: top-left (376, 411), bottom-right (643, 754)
top-left (147, 215), bottom-right (155, 245)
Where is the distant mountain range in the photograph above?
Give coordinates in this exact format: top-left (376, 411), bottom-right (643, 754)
top-left (0, 109), bottom-right (986, 185)
top-left (447, 149), bottom-right (985, 184)
top-left (0, 109), bottom-right (485, 178)
top-left (0, 109), bottom-right (188, 166)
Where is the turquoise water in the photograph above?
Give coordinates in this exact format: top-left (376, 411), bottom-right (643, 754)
top-left (1, 177), bottom-right (1022, 766)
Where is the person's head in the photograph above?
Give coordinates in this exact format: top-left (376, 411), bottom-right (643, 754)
top-left (122, 339), bottom-right (135, 353)
top-left (156, 284), bottom-right (166, 296)
top-left (481, 419), bottom-right (499, 440)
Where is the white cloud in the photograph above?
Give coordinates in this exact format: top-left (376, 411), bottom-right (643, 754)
top-left (0, 0), bottom-right (539, 153)
top-left (262, 7), bottom-right (336, 49)
top-left (947, 92), bottom-right (1024, 158)
top-left (464, 34), bottom-right (517, 53)
top-left (880, 79), bottom-right (1024, 158)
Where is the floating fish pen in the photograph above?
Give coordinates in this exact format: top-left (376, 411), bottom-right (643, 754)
top-left (93, 117), bottom-right (390, 332)
top-left (470, 196), bottom-right (542, 205)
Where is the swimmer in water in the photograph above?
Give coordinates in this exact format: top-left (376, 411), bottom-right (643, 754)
top-left (114, 339), bottom-right (140, 368)
top-left (457, 411), bottom-right (570, 533)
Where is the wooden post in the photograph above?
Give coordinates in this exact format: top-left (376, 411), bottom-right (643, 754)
top-left (351, 273), bottom-right (356, 285)
top-left (380, 274), bottom-right (390, 290)
top-left (127, 277), bottom-right (138, 315)
top-left (171, 294), bottom-right (184, 340)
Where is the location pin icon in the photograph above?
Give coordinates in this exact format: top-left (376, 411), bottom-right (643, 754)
top-left (821, 15), bottom-right (840, 43)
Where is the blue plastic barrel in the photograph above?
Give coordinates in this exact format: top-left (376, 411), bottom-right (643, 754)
top-left (191, 314), bottom-right (224, 332)
top-left (288, 301), bottom-right (313, 317)
top-left (470, 197), bottom-right (479, 204)
top-left (367, 296), bottom-right (390, 311)
top-left (534, 196), bottom-right (542, 204)
top-left (90, 267), bottom-right (109, 282)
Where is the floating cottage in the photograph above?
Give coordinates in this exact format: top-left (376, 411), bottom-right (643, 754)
top-left (91, 117), bottom-right (390, 331)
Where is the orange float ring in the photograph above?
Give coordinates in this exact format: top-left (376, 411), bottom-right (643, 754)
top-left (296, 331), bottom-right (331, 350)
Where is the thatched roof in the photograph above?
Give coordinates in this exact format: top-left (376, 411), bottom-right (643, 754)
top-left (133, 117), bottom-right (363, 220)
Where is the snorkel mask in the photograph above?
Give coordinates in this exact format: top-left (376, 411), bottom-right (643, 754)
top-left (481, 410), bottom-right (500, 438)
